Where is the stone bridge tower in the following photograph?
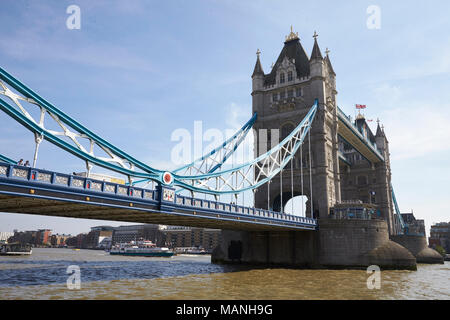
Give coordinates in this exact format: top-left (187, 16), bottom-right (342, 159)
top-left (338, 120), bottom-right (396, 234)
top-left (252, 29), bottom-right (341, 218)
top-left (213, 28), bottom-right (439, 269)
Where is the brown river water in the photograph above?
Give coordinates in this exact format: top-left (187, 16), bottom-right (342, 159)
top-left (0, 248), bottom-right (448, 300)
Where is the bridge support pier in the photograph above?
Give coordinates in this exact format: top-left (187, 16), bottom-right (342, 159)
top-left (212, 229), bottom-right (317, 268)
top-left (212, 219), bottom-right (417, 270)
top-left (390, 235), bottom-right (444, 264)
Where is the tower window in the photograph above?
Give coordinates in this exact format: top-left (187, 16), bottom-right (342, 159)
top-left (272, 93), bottom-right (278, 101)
top-left (288, 71), bottom-right (293, 82)
top-left (287, 89), bottom-right (293, 98)
top-left (296, 87), bottom-right (302, 97)
top-left (280, 73), bottom-right (285, 84)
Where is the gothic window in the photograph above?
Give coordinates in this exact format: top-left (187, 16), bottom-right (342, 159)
top-left (272, 93), bottom-right (278, 101)
top-left (296, 87), bottom-right (302, 97)
top-left (280, 73), bottom-right (285, 84)
top-left (288, 71), bottom-right (293, 82)
top-left (287, 89), bottom-right (293, 98)
top-left (280, 91), bottom-right (285, 99)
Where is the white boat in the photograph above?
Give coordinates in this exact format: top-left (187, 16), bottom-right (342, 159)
top-left (109, 240), bottom-right (174, 257)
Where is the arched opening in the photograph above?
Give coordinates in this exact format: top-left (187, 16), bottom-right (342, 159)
top-left (284, 195), bottom-right (308, 216)
top-left (272, 192), bottom-right (308, 216)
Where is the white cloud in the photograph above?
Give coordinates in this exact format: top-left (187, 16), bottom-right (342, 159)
top-left (382, 105), bottom-right (450, 160)
top-left (225, 102), bottom-right (250, 129)
top-left (370, 84), bottom-right (450, 160)
top-left (391, 41), bottom-right (450, 81)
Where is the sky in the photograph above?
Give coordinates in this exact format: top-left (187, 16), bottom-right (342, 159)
top-left (0, 0), bottom-right (449, 236)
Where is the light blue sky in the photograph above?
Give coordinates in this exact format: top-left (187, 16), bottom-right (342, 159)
top-left (0, 0), bottom-right (449, 235)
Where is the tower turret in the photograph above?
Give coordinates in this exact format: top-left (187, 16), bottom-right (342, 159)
top-left (252, 49), bottom-right (264, 91)
top-left (309, 31), bottom-right (325, 81)
top-left (375, 120), bottom-right (389, 156)
top-left (252, 49), bottom-right (265, 116)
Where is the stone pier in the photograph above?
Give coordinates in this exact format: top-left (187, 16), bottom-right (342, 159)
top-left (391, 234), bottom-right (444, 264)
top-left (212, 219), bottom-right (417, 270)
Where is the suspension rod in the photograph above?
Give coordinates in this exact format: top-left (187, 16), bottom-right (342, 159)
top-left (308, 129), bottom-right (313, 218)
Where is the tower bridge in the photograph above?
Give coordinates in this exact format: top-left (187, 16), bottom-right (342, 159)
top-left (0, 27), bottom-right (443, 268)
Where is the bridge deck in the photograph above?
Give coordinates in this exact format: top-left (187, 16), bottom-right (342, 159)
top-left (0, 163), bottom-right (317, 231)
top-left (337, 107), bottom-right (384, 163)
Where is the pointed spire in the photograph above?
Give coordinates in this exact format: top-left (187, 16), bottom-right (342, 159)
top-left (324, 47), bottom-right (336, 75)
top-left (252, 48), bottom-right (264, 77)
top-left (376, 119), bottom-right (385, 137)
top-left (310, 31), bottom-right (323, 60)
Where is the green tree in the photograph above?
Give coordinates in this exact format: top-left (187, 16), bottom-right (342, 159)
top-left (434, 245), bottom-right (446, 257)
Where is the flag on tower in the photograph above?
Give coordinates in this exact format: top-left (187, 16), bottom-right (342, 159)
top-left (356, 104), bottom-right (366, 109)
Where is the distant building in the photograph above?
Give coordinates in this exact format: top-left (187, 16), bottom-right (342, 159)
top-left (65, 235), bottom-right (81, 248)
top-left (85, 226), bottom-right (114, 249)
top-left (401, 212), bottom-right (425, 236)
top-left (112, 224), bottom-right (165, 246)
top-left (163, 226), bottom-right (221, 252)
top-left (74, 233), bottom-right (87, 248)
top-left (50, 234), bottom-right (71, 247)
top-left (429, 222), bottom-right (450, 253)
top-left (8, 230), bottom-right (37, 245)
top-left (0, 232), bottom-right (14, 243)
top-left (35, 229), bottom-right (52, 246)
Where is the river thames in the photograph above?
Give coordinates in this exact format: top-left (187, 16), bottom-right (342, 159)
top-left (0, 248), bottom-right (448, 300)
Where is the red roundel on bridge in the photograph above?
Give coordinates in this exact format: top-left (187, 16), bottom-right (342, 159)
top-left (163, 172), bottom-right (173, 185)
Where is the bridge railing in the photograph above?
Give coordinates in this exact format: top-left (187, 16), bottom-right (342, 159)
top-left (0, 162), bottom-right (317, 227)
top-left (174, 194), bottom-right (316, 225)
top-left (337, 106), bottom-right (384, 161)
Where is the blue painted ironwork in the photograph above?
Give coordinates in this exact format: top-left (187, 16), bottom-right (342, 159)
top-left (337, 106), bottom-right (384, 162)
top-left (0, 161), bottom-right (317, 230)
top-left (391, 183), bottom-right (407, 235)
top-left (130, 112), bottom-right (257, 188)
top-left (0, 153), bottom-right (15, 165)
top-left (173, 113), bottom-right (257, 174)
top-left (0, 67), bottom-right (162, 180)
top-left (0, 66), bottom-right (318, 196)
top-left (172, 100), bottom-right (318, 195)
